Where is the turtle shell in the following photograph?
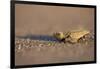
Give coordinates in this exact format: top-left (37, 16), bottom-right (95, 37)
top-left (66, 30), bottom-right (90, 43)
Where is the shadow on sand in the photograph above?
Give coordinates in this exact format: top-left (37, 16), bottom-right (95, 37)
top-left (16, 34), bottom-right (59, 42)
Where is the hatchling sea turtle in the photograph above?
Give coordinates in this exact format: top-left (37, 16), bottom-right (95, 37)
top-left (53, 29), bottom-right (91, 43)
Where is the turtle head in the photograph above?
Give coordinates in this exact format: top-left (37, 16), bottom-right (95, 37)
top-left (53, 32), bottom-right (65, 40)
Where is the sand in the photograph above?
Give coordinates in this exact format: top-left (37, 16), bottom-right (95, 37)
top-left (15, 4), bottom-right (95, 65)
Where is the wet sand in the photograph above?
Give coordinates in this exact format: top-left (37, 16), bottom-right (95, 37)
top-left (15, 4), bottom-right (95, 65)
